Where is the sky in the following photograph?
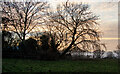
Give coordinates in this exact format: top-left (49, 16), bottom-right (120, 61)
top-left (46, 0), bottom-right (118, 38)
top-left (89, 2), bottom-right (118, 51)
top-left (46, 0), bottom-right (119, 51)
top-left (90, 2), bottom-right (118, 51)
top-left (2, 0), bottom-right (120, 51)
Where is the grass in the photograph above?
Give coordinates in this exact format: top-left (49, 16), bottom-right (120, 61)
top-left (2, 58), bottom-right (119, 72)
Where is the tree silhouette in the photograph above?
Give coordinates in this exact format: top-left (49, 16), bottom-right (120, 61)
top-left (93, 49), bottom-right (105, 58)
top-left (2, 30), bottom-right (12, 48)
top-left (2, 1), bottom-right (48, 41)
top-left (114, 44), bottom-right (120, 59)
top-left (46, 1), bottom-right (105, 56)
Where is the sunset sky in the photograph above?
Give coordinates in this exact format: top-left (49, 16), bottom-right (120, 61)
top-left (48, 0), bottom-right (118, 38)
top-left (3, 0), bottom-right (120, 51)
top-left (46, 0), bottom-right (119, 51)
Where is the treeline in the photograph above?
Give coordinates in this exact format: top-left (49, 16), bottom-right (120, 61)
top-left (2, 1), bottom-right (120, 60)
top-left (2, 30), bottom-right (120, 60)
top-left (1, 1), bottom-right (106, 59)
top-left (2, 31), bottom-right (61, 60)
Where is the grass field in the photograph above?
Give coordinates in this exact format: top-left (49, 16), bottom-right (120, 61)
top-left (2, 59), bottom-right (119, 72)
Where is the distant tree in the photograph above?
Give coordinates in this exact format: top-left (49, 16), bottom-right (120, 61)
top-left (2, 16), bottom-right (21, 47)
top-left (40, 33), bottom-right (60, 53)
top-left (2, 16), bottom-right (13, 47)
top-left (18, 38), bottom-right (38, 57)
top-left (46, 1), bottom-right (105, 56)
top-left (40, 33), bottom-right (50, 51)
top-left (2, 30), bottom-right (12, 48)
top-left (106, 51), bottom-right (114, 59)
top-left (93, 49), bottom-right (105, 58)
top-left (118, 44), bottom-right (120, 49)
top-left (114, 44), bottom-right (120, 59)
top-left (2, 1), bottom-right (48, 41)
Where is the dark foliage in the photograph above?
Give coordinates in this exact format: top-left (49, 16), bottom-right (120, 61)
top-left (2, 34), bottom-right (60, 60)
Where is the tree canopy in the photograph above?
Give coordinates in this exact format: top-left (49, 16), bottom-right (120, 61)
top-left (2, 1), bottom-right (48, 41)
top-left (46, 1), bottom-right (105, 55)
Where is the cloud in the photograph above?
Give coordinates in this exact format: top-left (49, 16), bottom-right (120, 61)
top-left (99, 21), bottom-right (118, 38)
top-left (90, 2), bottom-right (118, 21)
top-left (87, 2), bottom-right (118, 39)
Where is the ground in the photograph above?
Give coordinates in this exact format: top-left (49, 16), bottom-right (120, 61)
top-left (2, 59), bottom-right (119, 72)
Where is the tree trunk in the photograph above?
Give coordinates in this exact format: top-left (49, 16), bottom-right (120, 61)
top-left (23, 34), bottom-right (26, 41)
top-left (61, 41), bottom-right (74, 56)
top-left (51, 36), bottom-right (58, 52)
top-left (61, 28), bottom-right (76, 56)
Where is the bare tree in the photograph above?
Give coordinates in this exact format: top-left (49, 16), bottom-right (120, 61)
top-left (106, 51), bottom-right (114, 59)
top-left (93, 49), bottom-right (105, 58)
top-left (46, 1), bottom-right (105, 56)
top-left (117, 44), bottom-right (120, 49)
top-left (1, 1), bottom-right (48, 41)
top-left (114, 44), bottom-right (120, 59)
